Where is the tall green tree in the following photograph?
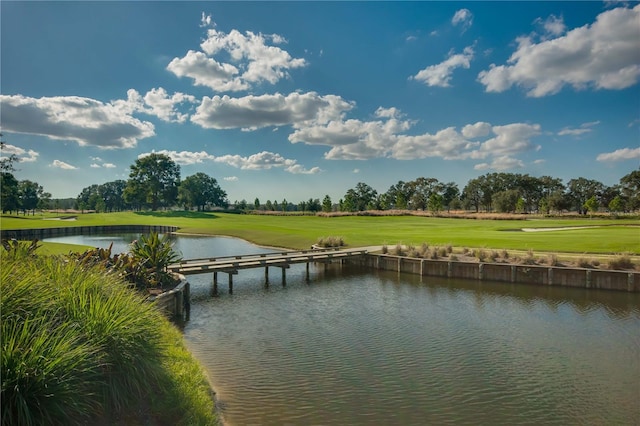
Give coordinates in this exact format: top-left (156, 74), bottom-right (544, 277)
top-left (125, 153), bottom-right (180, 211)
top-left (322, 195), bottom-right (332, 213)
top-left (178, 173), bottom-right (227, 211)
top-left (1, 172), bottom-right (20, 213)
top-left (427, 193), bottom-right (444, 213)
top-left (567, 177), bottom-right (604, 214)
top-left (18, 180), bottom-right (46, 215)
top-left (619, 169), bottom-right (640, 211)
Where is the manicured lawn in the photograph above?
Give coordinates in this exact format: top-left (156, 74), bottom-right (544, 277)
top-left (2, 212), bottom-right (638, 254)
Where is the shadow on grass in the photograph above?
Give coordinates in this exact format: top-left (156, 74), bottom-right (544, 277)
top-left (134, 210), bottom-right (219, 219)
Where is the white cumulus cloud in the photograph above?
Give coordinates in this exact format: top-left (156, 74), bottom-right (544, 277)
top-left (224, 176), bottom-right (238, 181)
top-left (138, 149), bottom-right (320, 174)
top-left (0, 94), bottom-right (155, 148)
top-left (596, 147), bottom-right (640, 162)
top-left (0, 143), bottom-right (39, 163)
top-left (411, 46), bottom-right (474, 88)
top-left (51, 160), bottom-right (77, 170)
top-left (478, 5), bottom-right (640, 97)
top-left (168, 19), bottom-right (306, 92)
top-left (191, 92), bottom-right (353, 130)
top-left (452, 9), bottom-right (473, 33)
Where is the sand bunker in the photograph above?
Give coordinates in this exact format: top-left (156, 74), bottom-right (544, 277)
top-left (521, 226), bottom-right (601, 232)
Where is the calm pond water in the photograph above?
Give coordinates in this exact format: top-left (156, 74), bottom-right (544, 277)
top-left (45, 234), bottom-right (640, 425)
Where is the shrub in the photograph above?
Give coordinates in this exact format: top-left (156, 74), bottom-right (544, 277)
top-left (474, 248), bottom-right (487, 262)
top-left (608, 254), bottom-right (635, 270)
top-left (130, 232), bottom-right (183, 288)
top-left (393, 243), bottom-right (404, 256)
top-left (501, 249), bottom-right (510, 259)
top-left (316, 236), bottom-right (345, 248)
top-left (576, 258), bottom-right (592, 268)
top-left (449, 254), bottom-right (459, 261)
top-left (445, 244), bottom-right (453, 254)
top-left (521, 249), bottom-right (538, 265)
top-left (546, 254), bottom-right (561, 266)
top-left (437, 247), bottom-right (448, 257)
top-left (489, 250), bottom-right (499, 262)
top-left (381, 244), bottom-right (388, 254)
top-left (419, 243), bottom-right (429, 257)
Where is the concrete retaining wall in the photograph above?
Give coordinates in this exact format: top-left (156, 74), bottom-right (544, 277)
top-left (148, 278), bottom-right (190, 319)
top-left (1, 225), bottom-right (179, 241)
top-left (349, 254), bottom-right (639, 292)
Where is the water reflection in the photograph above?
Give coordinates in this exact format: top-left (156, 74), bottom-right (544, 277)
top-left (43, 234), bottom-right (640, 425)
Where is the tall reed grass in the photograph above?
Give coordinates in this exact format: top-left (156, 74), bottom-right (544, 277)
top-left (1, 251), bottom-right (216, 425)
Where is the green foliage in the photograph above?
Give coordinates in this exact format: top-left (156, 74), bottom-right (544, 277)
top-left (0, 253), bottom-right (216, 425)
top-left (584, 195), bottom-right (599, 215)
top-left (130, 232), bottom-right (182, 288)
top-left (1, 238), bottom-right (41, 259)
top-left (125, 153), bottom-right (181, 211)
top-left (608, 195), bottom-right (625, 213)
top-left (179, 172), bottom-right (227, 211)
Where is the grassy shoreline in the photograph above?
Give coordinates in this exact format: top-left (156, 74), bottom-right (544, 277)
top-left (1, 253), bottom-right (217, 425)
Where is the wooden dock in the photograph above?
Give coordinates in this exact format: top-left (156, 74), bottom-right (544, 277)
top-left (168, 247), bottom-right (368, 294)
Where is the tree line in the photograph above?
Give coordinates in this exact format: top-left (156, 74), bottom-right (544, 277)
top-left (334, 172), bottom-right (639, 215)
top-left (1, 147), bottom-right (638, 215)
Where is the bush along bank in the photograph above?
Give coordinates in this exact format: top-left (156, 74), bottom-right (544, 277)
top-left (0, 249), bottom-right (217, 425)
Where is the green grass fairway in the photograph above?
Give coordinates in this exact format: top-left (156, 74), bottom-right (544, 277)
top-left (2, 212), bottom-right (638, 254)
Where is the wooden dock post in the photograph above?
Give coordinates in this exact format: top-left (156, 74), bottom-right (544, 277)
top-left (213, 272), bottom-right (218, 294)
top-left (228, 272), bottom-right (234, 294)
top-left (265, 266), bottom-right (269, 287)
top-left (282, 266), bottom-right (286, 286)
top-left (306, 262), bottom-right (310, 281)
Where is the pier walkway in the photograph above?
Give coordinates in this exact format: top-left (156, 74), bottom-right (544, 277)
top-left (168, 247), bottom-right (368, 293)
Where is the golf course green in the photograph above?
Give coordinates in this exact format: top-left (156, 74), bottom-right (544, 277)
top-left (1, 211), bottom-right (638, 255)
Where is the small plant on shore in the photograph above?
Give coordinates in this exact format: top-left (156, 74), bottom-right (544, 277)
top-left (407, 246), bottom-right (420, 258)
top-left (576, 257), bottom-right (592, 268)
top-left (437, 247), bottom-right (448, 258)
top-left (393, 243), bottom-right (404, 256)
top-left (474, 248), bottom-right (487, 262)
top-left (1, 238), bottom-right (41, 259)
top-left (449, 254), bottom-right (459, 261)
top-left (591, 259), bottom-right (600, 267)
top-left (316, 236), bottom-right (345, 248)
top-left (489, 250), bottom-right (500, 262)
top-left (419, 243), bottom-right (429, 257)
top-left (607, 254), bottom-right (634, 270)
top-left (546, 254), bottom-right (561, 266)
top-left (445, 244), bottom-right (453, 254)
top-left (501, 249), bottom-right (510, 259)
top-left (381, 244), bottom-right (388, 254)
top-left (130, 232), bottom-right (182, 288)
top-left (521, 249), bottom-right (538, 265)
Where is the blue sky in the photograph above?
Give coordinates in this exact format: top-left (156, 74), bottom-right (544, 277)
top-left (1, 1), bottom-right (639, 202)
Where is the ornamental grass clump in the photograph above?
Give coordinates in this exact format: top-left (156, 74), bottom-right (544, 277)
top-left (316, 236), bottom-right (345, 248)
top-left (1, 251), bottom-right (216, 425)
top-left (607, 254), bottom-right (634, 270)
